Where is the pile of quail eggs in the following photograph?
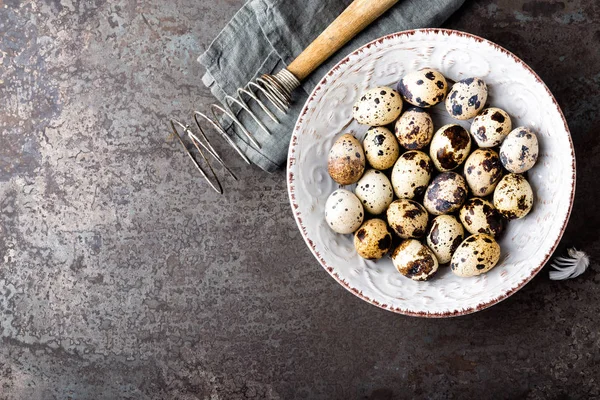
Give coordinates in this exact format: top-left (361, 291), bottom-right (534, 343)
top-left (325, 68), bottom-right (538, 280)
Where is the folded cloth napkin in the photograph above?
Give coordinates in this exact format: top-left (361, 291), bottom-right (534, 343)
top-left (199, 0), bottom-right (465, 172)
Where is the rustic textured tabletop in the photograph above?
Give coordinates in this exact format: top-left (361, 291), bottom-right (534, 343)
top-left (0, 1), bottom-right (599, 399)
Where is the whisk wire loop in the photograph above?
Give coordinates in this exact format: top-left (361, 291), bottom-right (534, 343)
top-left (209, 103), bottom-right (261, 149)
top-left (224, 94), bottom-right (273, 136)
top-left (192, 111), bottom-right (251, 165)
top-left (190, 116), bottom-right (238, 182)
top-left (170, 119), bottom-right (224, 194)
top-left (254, 77), bottom-right (288, 112)
top-left (236, 87), bottom-right (279, 124)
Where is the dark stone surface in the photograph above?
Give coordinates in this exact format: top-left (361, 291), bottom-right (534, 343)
top-left (0, 0), bottom-right (599, 399)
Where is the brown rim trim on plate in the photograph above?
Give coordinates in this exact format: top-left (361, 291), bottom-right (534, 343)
top-left (286, 28), bottom-right (576, 318)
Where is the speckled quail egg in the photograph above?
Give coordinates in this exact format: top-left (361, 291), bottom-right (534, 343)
top-left (328, 133), bottom-right (365, 185)
top-left (470, 107), bottom-right (512, 147)
top-left (397, 68), bottom-right (448, 108)
top-left (499, 127), bottom-right (539, 173)
top-left (325, 189), bottom-right (364, 234)
top-left (363, 127), bottom-right (400, 170)
top-left (392, 239), bottom-right (439, 281)
top-left (445, 77), bottom-right (488, 120)
top-left (390, 151), bottom-right (434, 199)
top-left (386, 199), bottom-right (428, 239)
top-left (464, 149), bottom-right (503, 197)
top-left (354, 169), bottom-right (394, 215)
top-left (451, 234), bottom-right (501, 277)
top-left (354, 218), bottom-right (393, 260)
top-left (423, 172), bottom-right (468, 216)
top-left (394, 107), bottom-right (434, 150)
top-left (426, 215), bottom-right (465, 264)
top-left (493, 173), bottom-right (534, 220)
top-left (459, 198), bottom-right (504, 237)
top-left (429, 124), bottom-right (472, 172)
top-left (353, 86), bottom-right (403, 126)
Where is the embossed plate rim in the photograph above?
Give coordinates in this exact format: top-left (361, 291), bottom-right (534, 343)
top-left (287, 28), bottom-right (576, 318)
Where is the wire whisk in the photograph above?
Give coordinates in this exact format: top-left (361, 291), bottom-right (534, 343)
top-left (169, 0), bottom-right (400, 193)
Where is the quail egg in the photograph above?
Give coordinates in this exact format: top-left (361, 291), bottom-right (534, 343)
top-left (354, 169), bottom-right (394, 215)
top-left (354, 218), bottom-right (393, 260)
top-left (325, 189), bottom-right (364, 234)
top-left (386, 199), bottom-right (428, 239)
top-left (353, 86), bottom-right (403, 126)
top-left (451, 234), bottom-right (501, 277)
top-left (392, 239), bottom-right (439, 281)
top-left (493, 173), bottom-right (534, 219)
top-left (423, 172), bottom-right (468, 215)
top-left (499, 127), bottom-right (539, 173)
top-left (363, 127), bottom-right (400, 170)
top-left (429, 124), bottom-right (472, 172)
top-left (426, 215), bottom-right (465, 264)
top-left (445, 77), bottom-right (488, 120)
top-left (394, 107), bottom-right (434, 150)
top-left (397, 68), bottom-right (448, 108)
top-left (464, 149), bottom-right (503, 197)
top-left (390, 151), bottom-right (434, 199)
top-left (470, 107), bottom-right (512, 147)
top-left (459, 198), bottom-right (504, 237)
top-left (328, 133), bottom-right (365, 185)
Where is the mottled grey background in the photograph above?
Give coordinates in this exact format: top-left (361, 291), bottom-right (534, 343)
top-left (0, 0), bottom-right (599, 399)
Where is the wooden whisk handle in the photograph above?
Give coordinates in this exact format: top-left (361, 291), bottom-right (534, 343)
top-left (286, 0), bottom-right (400, 82)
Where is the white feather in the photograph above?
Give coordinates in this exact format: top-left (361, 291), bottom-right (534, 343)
top-left (549, 248), bottom-right (590, 280)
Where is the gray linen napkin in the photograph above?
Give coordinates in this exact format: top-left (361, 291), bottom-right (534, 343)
top-left (199, 0), bottom-right (465, 172)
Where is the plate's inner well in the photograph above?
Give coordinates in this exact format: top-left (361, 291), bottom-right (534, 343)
top-left (288, 30), bottom-right (574, 316)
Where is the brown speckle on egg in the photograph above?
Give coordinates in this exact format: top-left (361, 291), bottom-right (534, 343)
top-left (397, 68), bottom-right (448, 108)
top-left (451, 234), bottom-right (501, 277)
top-left (392, 239), bottom-right (439, 281)
top-left (493, 173), bottom-right (534, 219)
top-left (386, 199), bottom-right (428, 239)
top-left (429, 124), bottom-right (471, 172)
top-left (353, 86), bottom-right (403, 126)
top-left (499, 127), bottom-right (539, 173)
top-left (355, 169), bottom-right (394, 215)
top-left (464, 149), bottom-right (503, 197)
top-left (445, 77), bottom-right (488, 120)
top-left (328, 134), bottom-right (365, 185)
top-left (354, 219), bottom-right (392, 260)
top-left (394, 108), bottom-right (434, 150)
top-left (325, 189), bottom-right (365, 234)
top-left (363, 126), bottom-right (400, 170)
top-left (459, 198), bottom-right (504, 237)
top-left (426, 215), bottom-right (464, 264)
top-left (423, 172), bottom-right (468, 215)
top-left (391, 151), bottom-right (433, 200)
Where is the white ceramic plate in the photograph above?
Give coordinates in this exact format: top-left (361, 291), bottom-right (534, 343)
top-left (287, 29), bottom-right (575, 317)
